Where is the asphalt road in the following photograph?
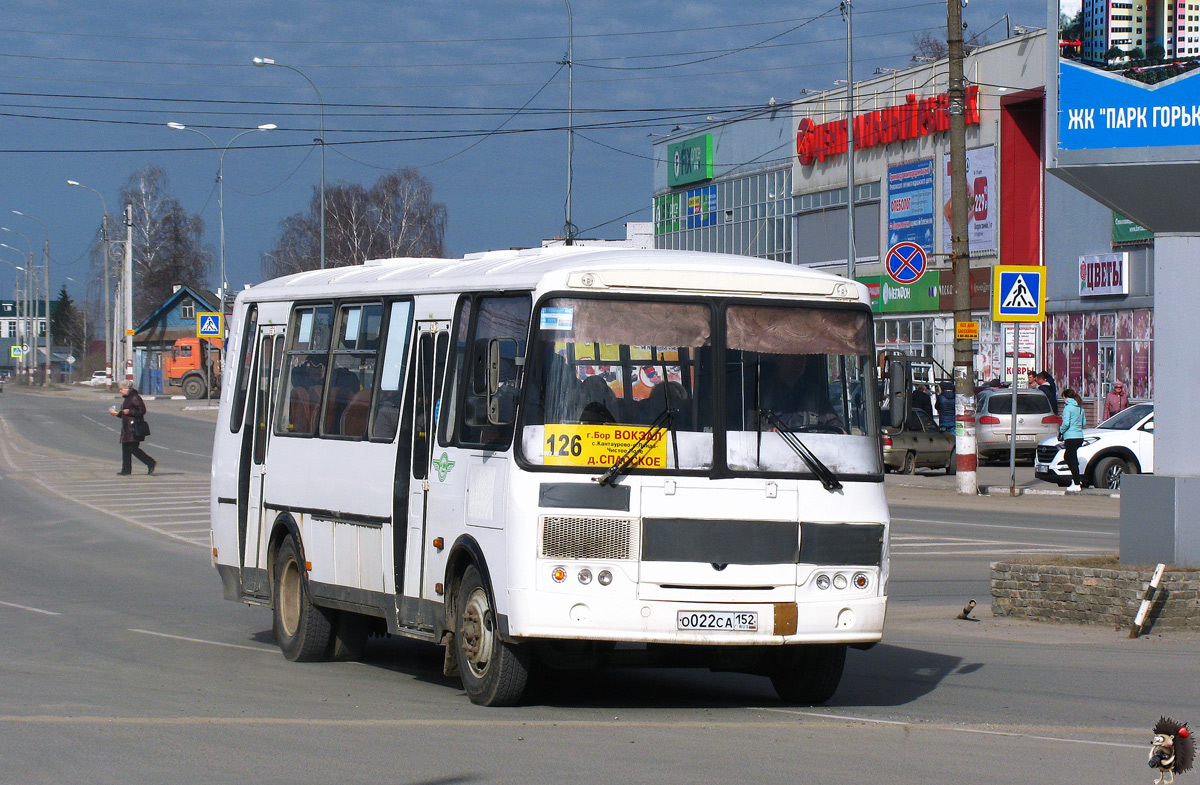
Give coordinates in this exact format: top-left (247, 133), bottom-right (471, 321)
top-left (0, 385), bottom-right (1193, 785)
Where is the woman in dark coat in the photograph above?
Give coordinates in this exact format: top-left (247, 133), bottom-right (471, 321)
top-left (111, 380), bottom-right (156, 475)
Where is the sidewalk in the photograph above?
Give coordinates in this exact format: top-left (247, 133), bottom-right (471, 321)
top-left (7, 381), bottom-right (220, 420)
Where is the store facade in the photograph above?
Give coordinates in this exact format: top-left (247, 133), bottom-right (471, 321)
top-left (651, 30), bottom-right (1155, 409)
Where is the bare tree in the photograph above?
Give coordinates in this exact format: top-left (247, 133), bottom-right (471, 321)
top-left (118, 165), bottom-right (212, 322)
top-left (910, 30), bottom-right (989, 62)
top-left (263, 167), bottom-right (447, 279)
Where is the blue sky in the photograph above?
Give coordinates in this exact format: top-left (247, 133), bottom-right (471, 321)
top-left (0, 0), bottom-right (1047, 301)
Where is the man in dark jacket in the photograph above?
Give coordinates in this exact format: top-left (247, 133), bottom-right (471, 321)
top-left (111, 381), bottom-right (156, 475)
top-left (935, 382), bottom-right (956, 431)
top-left (1034, 371), bottom-right (1058, 415)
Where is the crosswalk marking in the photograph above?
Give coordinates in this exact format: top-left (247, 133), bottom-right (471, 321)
top-left (0, 416), bottom-right (210, 548)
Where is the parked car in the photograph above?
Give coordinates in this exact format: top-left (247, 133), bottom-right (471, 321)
top-left (1034, 403), bottom-right (1154, 489)
top-left (975, 388), bottom-right (1061, 464)
top-left (881, 408), bottom-right (955, 474)
top-left (81, 370), bottom-right (108, 387)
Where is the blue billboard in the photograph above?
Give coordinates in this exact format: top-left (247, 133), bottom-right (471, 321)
top-left (1059, 61), bottom-right (1200, 151)
top-left (886, 159), bottom-right (935, 253)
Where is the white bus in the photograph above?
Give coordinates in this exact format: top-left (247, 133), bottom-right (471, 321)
top-left (210, 247), bottom-right (889, 706)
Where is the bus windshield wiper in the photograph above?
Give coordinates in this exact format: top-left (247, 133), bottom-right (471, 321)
top-left (756, 408), bottom-right (843, 492)
top-left (594, 407), bottom-right (674, 487)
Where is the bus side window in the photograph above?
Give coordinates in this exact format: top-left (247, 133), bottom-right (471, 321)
top-left (275, 304), bottom-right (333, 437)
top-left (228, 305), bottom-right (258, 433)
top-left (443, 294), bottom-right (531, 449)
top-left (370, 300), bottom-right (413, 441)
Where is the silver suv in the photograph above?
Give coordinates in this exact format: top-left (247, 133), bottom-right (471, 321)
top-left (975, 388), bottom-right (1060, 464)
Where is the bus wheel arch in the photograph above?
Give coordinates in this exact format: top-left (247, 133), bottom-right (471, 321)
top-left (269, 518), bottom-right (334, 662)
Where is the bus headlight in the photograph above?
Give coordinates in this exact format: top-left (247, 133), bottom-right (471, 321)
top-left (833, 573), bottom-right (848, 590)
top-left (815, 574), bottom-right (831, 590)
top-left (597, 570), bottom-right (613, 586)
top-left (577, 568), bottom-right (593, 585)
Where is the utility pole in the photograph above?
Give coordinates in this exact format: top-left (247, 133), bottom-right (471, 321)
top-left (948, 0), bottom-right (977, 493)
top-left (843, 0), bottom-right (856, 279)
top-left (123, 204), bottom-right (134, 382)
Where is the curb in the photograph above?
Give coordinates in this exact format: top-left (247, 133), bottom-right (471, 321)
top-left (979, 484), bottom-right (1120, 499)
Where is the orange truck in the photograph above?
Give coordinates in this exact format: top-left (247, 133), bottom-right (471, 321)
top-left (163, 336), bottom-right (224, 399)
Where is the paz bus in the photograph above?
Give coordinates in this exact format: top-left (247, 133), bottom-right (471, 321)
top-left (210, 246), bottom-right (889, 706)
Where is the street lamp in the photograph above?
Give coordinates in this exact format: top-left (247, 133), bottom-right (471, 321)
top-left (252, 56), bottom-right (326, 269)
top-left (0, 229), bottom-right (34, 384)
top-left (12, 210), bottom-right (52, 386)
top-left (166, 122), bottom-right (276, 303)
top-left (66, 179), bottom-right (113, 389)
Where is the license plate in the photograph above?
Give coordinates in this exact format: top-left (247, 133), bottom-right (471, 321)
top-left (1035, 463), bottom-right (1048, 472)
top-left (677, 611), bottom-right (758, 631)
top-left (1015, 434), bottom-right (1035, 442)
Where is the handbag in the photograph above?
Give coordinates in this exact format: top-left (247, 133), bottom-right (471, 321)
top-left (133, 417), bottom-right (151, 439)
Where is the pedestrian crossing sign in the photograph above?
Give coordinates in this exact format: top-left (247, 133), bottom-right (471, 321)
top-left (196, 312), bottom-right (224, 338)
top-left (992, 265), bottom-right (1046, 322)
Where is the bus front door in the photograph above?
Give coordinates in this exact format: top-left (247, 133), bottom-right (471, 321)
top-left (241, 327), bottom-right (284, 599)
top-left (398, 321), bottom-right (449, 632)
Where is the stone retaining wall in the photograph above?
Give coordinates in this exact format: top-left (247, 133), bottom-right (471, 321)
top-left (991, 562), bottom-right (1200, 631)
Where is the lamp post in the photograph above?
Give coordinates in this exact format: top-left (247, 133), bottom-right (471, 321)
top-left (166, 122), bottom-right (276, 304)
top-left (252, 57), bottom-right (325, 269)
top-left (66, 179), bottom-right (113, 389)
top-left (12, 210), bottom-right (51, 386)
top-left (0, 251), bottom-right (24, 380)
top-left (1, 228), bottom-right (34, 383)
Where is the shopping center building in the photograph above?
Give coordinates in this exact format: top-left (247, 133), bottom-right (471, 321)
top-left (651, 29), bottom-right (1154, 410)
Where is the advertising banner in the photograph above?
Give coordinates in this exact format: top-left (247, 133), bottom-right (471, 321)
top-left (653, 193), bottom-right (682, 235)
top-left (858, 274), bottom-right (940, 314)
top-left (685, 185), bottom-right (717, 229)
top-left (887, 159), bottom-right (935, 253)
top-left (1112, 212), bottom-right (1154, 244)
top-left (1078, 252), bottom-right (1130, 297)
top-left (1059, 60), bottom-right (1200, 151)
top-left (667, 134), bottom-right (714, 187)
top-left (941, 146), bottom-right (996, 255)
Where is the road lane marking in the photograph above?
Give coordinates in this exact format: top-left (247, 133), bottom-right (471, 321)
top-left (892, 517), bottom-right (1116, 537)
top-left (128, 629), bottom-right (276, 653)
top-left (0, 600), bottom-right (61, 616)
top-left (757, 708), bottom-right (1143, 749)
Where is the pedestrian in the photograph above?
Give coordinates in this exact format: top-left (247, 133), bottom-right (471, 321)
top-left (1103, 381), bottom-right (1129, 420)
top-left (936, 381), bottom-right (956, 431)
top-left (912, 383), bottom-right (934, 419)
top-left (1059, 387), bottom-right (1087, 492)
top-left (1035, 371), bottom-right (1059, 415)
top-left (110, 380), bottom-right (157, 476)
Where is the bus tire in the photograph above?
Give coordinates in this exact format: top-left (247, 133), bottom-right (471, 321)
top-left (769, 644), bottom-right (846, 705)
top-left (272, 534), bottom-right (333, 662)
top-left (454, 565), bottom-right (530, 706)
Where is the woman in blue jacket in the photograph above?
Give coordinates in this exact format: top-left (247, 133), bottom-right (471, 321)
top-left (1059, 388), bottom-right (1087, 491)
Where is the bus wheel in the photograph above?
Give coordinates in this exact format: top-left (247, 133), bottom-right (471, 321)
top-left (272, 534), bottom-right (333, 662)
top-left (769, 644), bottom-right (846, 704)
top-left (454, 565), bottom-right (530, 706)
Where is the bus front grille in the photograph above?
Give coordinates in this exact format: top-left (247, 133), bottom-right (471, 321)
top-left (540, 516), bottom-right (636, 560)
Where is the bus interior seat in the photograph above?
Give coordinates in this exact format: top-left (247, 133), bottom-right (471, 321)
top-left (340, 389), bottom-right (372, 438)
top-left (642, 381), bottom-right (691, 429)
top-left (324, 367), bottom-right (361, 434)
top-left (289, 385), bottom-right (318, 434)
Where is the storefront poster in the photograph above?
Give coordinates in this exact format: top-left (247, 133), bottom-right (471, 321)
top-left (654, 193), bottom-right (682, 234)
top-left (1112, 212), bottom-right (1154, 244)
top-left (887, 159), bottom-right (935, 253)
top-left (859, 274), bottom-right (940, 314)
top-left (941, 146), bottom-right (997, 255)
top-left (685, 185), bottom-right (717, 229)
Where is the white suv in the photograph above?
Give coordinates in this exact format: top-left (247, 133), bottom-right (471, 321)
top-left (81, 370), bottom-right (109, 386)
top-left (1034, 403), bottom-right (1154, 489)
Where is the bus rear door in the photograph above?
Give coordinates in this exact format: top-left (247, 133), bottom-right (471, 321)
top-left (240, 326), bottom-right (284, 598)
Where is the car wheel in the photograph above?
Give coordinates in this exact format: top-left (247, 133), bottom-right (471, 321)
top-left (1092, 455), bottom-right (1133, 490)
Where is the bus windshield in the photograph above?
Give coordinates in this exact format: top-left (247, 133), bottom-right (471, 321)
top-left (520, 297), bottom-right (880, 478)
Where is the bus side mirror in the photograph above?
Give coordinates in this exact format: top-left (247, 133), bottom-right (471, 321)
top-left (888, 360), bottom-right (907, 429)
top-left (486, 338), bottom-right (519, 426)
